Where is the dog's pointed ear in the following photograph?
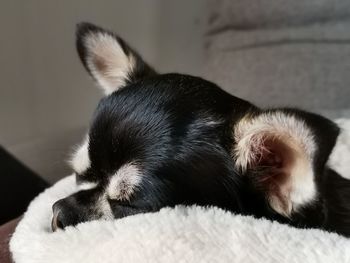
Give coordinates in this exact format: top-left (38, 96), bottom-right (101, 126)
top-left (76, 22), bottom-right (156, 95)
top-left (233, 110), bottom-right (339, 217)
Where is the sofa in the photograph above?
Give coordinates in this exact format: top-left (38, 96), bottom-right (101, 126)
top-left (204, 0), bottom-right (350, 113)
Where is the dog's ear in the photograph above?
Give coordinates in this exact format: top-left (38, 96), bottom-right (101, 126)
top-left (233, 109), bottom-right (340, 217)
top-left (76, 22), bottom-right (156, 95)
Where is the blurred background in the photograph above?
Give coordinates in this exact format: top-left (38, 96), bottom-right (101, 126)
top-left (1, 0), bottom-right (350, 186)
top-left (0, 0), bottom-right (207, 184)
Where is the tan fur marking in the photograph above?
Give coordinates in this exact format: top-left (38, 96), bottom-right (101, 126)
top-left (107, 163), bottom-right (141, 201)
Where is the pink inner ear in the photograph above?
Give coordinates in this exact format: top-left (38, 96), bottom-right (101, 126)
top-left (249, 137), bottom-right (294, 197)
top-left (234, 112), bottom-right (317, 216)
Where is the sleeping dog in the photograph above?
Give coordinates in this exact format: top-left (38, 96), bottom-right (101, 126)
top-left (52, 22), bottom-right (350, 237)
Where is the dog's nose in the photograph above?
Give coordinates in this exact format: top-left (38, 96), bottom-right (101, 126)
top-left (51, 201), bottom-right (65, 231)
top-left (51, 199), bottom-right (81, 231)
top-left (51, 206), bottom-right (64, 231)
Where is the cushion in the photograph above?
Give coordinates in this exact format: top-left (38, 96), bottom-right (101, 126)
top-left (9, 119), bottom-right (350, 263)
top-left (0, 218), bottom-right (20, 263)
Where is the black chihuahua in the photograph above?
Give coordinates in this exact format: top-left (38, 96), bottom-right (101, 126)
top-left (51, 22), bottom-right (350, 237)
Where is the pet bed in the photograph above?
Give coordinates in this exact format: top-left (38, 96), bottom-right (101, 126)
top-left (9, 119), bottom-right (350, 263)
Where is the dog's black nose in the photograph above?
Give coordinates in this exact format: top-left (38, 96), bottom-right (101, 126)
top-left (51, 205), bottom-right (64, 231)
top-left (51, 199), bottom-right (81, 231)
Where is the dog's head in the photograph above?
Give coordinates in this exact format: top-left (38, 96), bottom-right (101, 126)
top-left (52, 23), bottom-right (340, 231)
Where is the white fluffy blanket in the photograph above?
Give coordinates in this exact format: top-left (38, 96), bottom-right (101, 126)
top-left (9, 119), bottom-right (350, 263)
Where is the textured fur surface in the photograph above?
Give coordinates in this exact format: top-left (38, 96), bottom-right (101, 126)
top-left (9, 119), bottom-right (350, 263)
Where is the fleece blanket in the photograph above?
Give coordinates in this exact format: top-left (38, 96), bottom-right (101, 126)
top-left (9, 119), bottom-right (350, 263)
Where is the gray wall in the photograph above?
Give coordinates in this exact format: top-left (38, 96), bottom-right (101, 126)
top-left (0, 0), bottom-right (206, 182)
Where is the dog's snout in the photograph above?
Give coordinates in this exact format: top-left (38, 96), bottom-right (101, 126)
top-left (51, 198), bottom-right (81, 231)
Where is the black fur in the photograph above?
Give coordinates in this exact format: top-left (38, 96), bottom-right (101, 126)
top-left (52, 23), bottom-right (350, 237)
